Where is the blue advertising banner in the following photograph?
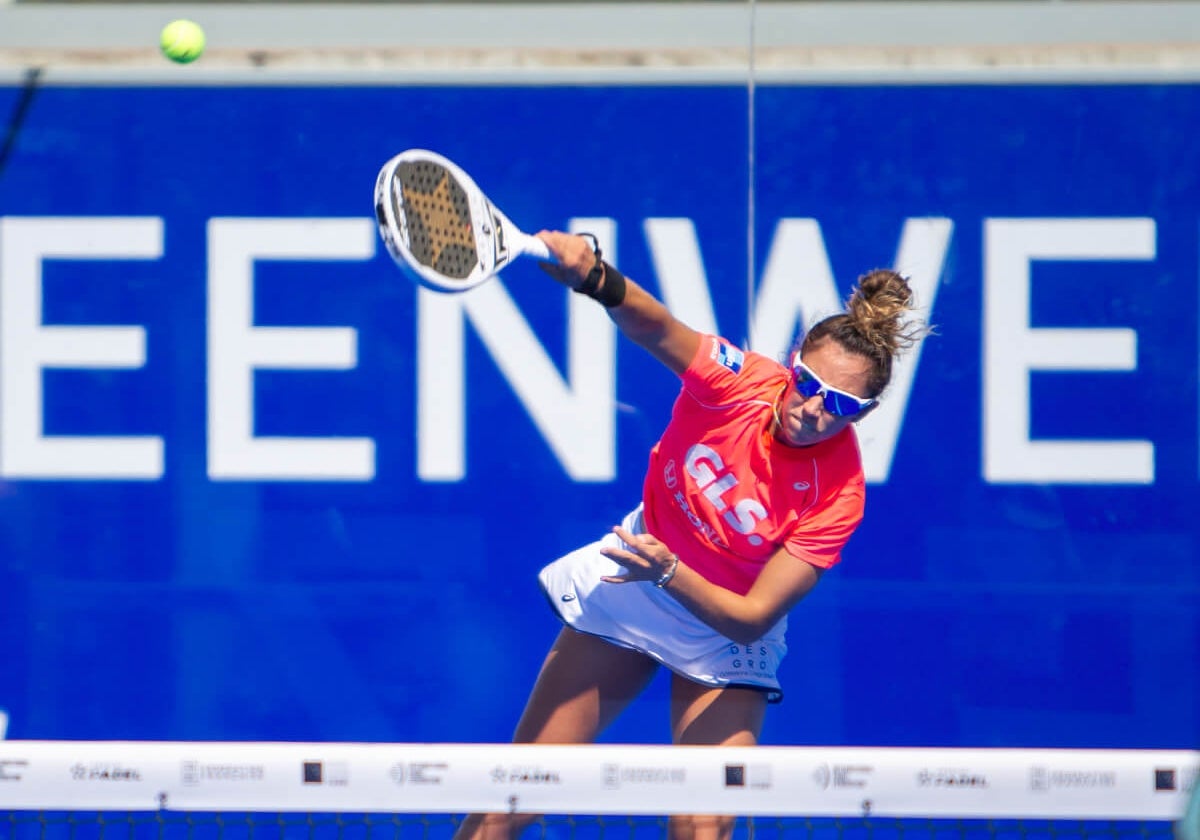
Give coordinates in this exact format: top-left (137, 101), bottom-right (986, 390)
top-left (0, 82), bottom-right (1195, 749)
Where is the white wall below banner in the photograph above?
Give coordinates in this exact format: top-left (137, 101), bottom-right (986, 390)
top-left (4, 2), bottom-right (1200, 81)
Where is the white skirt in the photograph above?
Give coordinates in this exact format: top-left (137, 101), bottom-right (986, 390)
top-left (537, 506), bottom-right (787, 703)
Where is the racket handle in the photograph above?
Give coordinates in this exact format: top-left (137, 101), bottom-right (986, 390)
top-left (521, 233), bottom-right (553, 262)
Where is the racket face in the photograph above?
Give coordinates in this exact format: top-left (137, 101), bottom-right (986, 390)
top-left (374, 150), bottom-right (514, 293)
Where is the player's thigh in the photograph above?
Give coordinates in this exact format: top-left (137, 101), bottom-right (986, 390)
top-left (668, 678), bottom-right (766, 840)
top-left (669, 674), bottom-right (767, 746)
top-left (513, 627), bottom-right (659, 744)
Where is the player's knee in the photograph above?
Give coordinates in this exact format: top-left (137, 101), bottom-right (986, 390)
top-left (668, 814), bottom-right (736, 840)
top-left (453, 813), bottom-right (537, 840)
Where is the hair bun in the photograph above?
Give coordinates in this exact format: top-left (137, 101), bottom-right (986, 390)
top-left (799, 268), bottom-right (933, 398)
top-left (846, 269), bottom-right (928, 358)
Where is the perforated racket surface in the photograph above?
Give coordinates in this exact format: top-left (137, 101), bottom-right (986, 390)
top-left (374, 149), bottom-right (551, 293)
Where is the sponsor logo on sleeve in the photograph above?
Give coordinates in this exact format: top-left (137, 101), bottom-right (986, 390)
top-left (713, 342), bottom-right (744, 374)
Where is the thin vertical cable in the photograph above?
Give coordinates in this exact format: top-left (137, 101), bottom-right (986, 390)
top-left (746, 0), bottom-right (757, 351)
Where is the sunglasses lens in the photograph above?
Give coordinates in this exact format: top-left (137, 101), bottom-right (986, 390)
top-left (792, 367), bottom-right (822, 398)
top-left (794, 361), bottom-right (872, 417)
top-left (825, 392), bottom-right (862, 417)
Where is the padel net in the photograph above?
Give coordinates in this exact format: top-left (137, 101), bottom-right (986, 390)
top-left (0, 742), bottom-right (1196, 840)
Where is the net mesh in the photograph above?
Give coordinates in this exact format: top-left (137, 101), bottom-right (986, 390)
top-left (0, 811), bottom-right (1179, 840)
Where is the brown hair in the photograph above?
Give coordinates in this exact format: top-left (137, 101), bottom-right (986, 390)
top-left (800, 268), bottom-right (930, 398)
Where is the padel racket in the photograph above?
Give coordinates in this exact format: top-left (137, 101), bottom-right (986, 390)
top-left (374, 149), bottom-right (553, 293)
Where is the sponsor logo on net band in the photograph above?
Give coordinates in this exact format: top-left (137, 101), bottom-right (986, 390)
top-left (181, 761), bottom-right (266, 786)
top-left (725, 764), bottom-right (772, 790)
top-left (389, 762), bottom-right (448, 785)
top-left (302, 761), bottom-right (348, 786)
top-left (1155, 766), bottom-right (1200, 793)
top-left (813, 764), bottom-right (873, 790)
top-left (490, 765), bottom-right (561, 785)
top-left (70, 763), bottom-right (142, 782)
top-left (1030, 766), bottom-right (1116, 792)
top-left (603, 763), bottom-right (687, 789)
top-left (917, 768), bottom-right (990, 789)
top-left (0, 759), bottom-right (27, 782)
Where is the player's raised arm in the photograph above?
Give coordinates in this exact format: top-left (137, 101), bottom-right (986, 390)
top-left (537, 230), bottom-right (701, 376)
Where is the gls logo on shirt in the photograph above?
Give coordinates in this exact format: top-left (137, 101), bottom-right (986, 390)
top-left (685, 444), bottom-right (767, 545)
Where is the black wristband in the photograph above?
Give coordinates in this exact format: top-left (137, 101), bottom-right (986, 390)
top-left (592, 261), bottom-right (627, 308)
top-left (568, 233), bottom-right (627, 308)
top-left (575, 254), bottom-right (605, 297)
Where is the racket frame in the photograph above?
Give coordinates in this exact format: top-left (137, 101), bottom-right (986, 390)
top-left (374, 148), bottom-right (547, 293)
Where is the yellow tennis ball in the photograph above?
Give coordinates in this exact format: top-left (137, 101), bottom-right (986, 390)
top-left (160, 19), bottom-right (205, 64)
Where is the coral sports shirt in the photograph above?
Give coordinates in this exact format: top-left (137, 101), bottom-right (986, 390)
top-left (641, 335), bottom-right (866, 595)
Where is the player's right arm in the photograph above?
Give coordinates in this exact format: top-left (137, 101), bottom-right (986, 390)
top-left (537, 230), bottom-right (700, 375)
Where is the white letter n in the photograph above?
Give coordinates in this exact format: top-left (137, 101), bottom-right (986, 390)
top-left (417, 219), bottom-right (616, 482)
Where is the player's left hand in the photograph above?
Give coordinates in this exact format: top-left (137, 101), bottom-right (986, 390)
top-left (600, 526), bottom-right (677, 584)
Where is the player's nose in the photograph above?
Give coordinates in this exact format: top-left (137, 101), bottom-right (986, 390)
top-left (798, 392), bottom-right (827, 418)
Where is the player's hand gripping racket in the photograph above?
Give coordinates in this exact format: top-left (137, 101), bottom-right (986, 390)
top-left (374, 149), bottom-right (553, 293)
